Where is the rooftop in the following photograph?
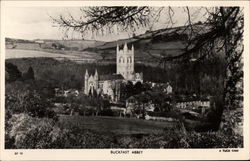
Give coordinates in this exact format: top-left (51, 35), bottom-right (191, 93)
top-left (99, 74), bottom-right (124, 81)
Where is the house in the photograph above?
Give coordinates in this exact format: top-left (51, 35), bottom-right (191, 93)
top-left (110, 105), bottom-right (126, 117)
top-left (176, 99), bottom-right (210, 109)
top-left (55, 88), bottom-right (79, 97)
top-left (175, 96), bottom-right (211, 114)
top-left (63, 89), bottom-right (79, 97)
top-left (125, 95), bottom-right (156, 116)
top-left (125, 96), bottom-right (136, 116)
top-left (34, 40), bottom-right (45, 44)
top-left (145, 115), bottom-right (176, 121)
top-left (145, 111), bottom-right (178, 122)
top-left (163, 82), bottom-right (173, 94)
top-left (145, 101), bottom-right (156, 112)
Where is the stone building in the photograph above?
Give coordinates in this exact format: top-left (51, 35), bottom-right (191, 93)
top-left (84, 42), bottom-right (143, 102)
top-left (84, 69), bottom-right (124, 102)
top-left (175, 98), bottom-right (211, 114)
top-left (116, 42), bottom-right (143, 84)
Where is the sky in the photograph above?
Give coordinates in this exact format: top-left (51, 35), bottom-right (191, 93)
top-left (4, 6), bottom-right (207, 42)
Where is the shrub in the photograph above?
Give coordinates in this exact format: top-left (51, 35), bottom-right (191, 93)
top-left (6, 114), bottom-right (66, 149)
top-left (5, 62), bottom-right (22, 83)
top-left (5, 88), bottom-right (56, 119)
top-left (99, 109), bottom-right (115, 116)
top-left (186, 131), bottom-right (243, 148)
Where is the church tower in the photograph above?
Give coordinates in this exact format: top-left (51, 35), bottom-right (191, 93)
top-left (116, 42), bottom-right (134, 80)
top-left (94, 69), bottom-right (98, 90)
top-left (84, 69), bottom-right (89, 95)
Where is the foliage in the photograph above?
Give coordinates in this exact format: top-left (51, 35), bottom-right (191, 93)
top-left (52, 7), bottom-right (151, 37)
top-left (59, 93), bottom-right (110, 116)
top-left (5, 82), bottom-right (56, 120)
top-left (6, 114), bottom-right (243, 148)
top-left (6, 114), bottom-right (65, 149)
top-left (22, 66), bottom-right (35, 80)
top-left (186, 131), bottom-right (243, 148)
top-left (5, 62), bottom-right (22, 83)
top-left (7, 57), bottom-right (225, 98)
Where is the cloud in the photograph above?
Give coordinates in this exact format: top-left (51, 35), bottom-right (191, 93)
top-left (4, 6), bottom-right (207, 41)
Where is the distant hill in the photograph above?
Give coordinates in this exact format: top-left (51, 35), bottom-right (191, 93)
top-left (88, 23), bottom-right (209, 63)
top-left (6, 23), bottom-right (209, 64)
top-left (6, 37), bottom-right (105, 51)
top-left (40, 39), bottom-right (106, 51)
top-left (5, 37), bottom-right (34, 44)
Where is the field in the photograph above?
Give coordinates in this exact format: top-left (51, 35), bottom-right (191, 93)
top-left (5, 49), bottom-right (79, 59)
top-left (5, 26), bottom-right (189, 65)
top-left (59, 115), bottom-right (175, 135)
top-left (5, 49), bottom-right (98, 63)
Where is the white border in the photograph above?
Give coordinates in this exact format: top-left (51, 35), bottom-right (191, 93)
top-left (1, 1), bottom-right (250, 160)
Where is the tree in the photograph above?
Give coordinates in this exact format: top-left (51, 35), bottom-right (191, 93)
top-left (134, 81), bottom-right (143, 95)
top-left (5, 85), bottom-right (55, 119)
top-left (23, 66), bottom-right (35, 81)
top-left (123, 81), bottom-right (134, 99)
top-left (6, 113), bottom-right (65, 149)
top-left (52, 7), bottom-right (243, 134)
top-left (134, 92), bottom-right (151, 118)
top-left (5, 63), bottom-right (22, 83)
top-left (100, 51), bottom-right (110, 60)
top-left (51, 7), bottom-right (151, 37)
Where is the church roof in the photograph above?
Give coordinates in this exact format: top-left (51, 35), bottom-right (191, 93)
top-left (99, 74), bottom-right (124, 81)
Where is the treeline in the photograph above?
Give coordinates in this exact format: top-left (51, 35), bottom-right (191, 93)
top-left (6, 56), bottom-right (225, 97)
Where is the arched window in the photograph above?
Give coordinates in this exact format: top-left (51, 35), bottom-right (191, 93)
top-left (119, 57), bottom-right (124, 63)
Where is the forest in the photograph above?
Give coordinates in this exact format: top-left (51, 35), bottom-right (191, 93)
top-left (6, 55), bottom-right (225, 97)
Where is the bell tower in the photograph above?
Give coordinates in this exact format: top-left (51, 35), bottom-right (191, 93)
top-left (84, 69), bottom-right (89, 95)
top-left (94, 69), bottom-right (98, 89)
top-left (116, 42), bottom-right (134, 80)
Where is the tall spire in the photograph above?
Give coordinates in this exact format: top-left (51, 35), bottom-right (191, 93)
top-left (123, 42), bottom-right (128, 52)
top-left (95, 69), bottom-right (98, 77)
top-left (116, 44), bottom-right (119, 53)
top-left (85, 69), bottom-right (89, 77)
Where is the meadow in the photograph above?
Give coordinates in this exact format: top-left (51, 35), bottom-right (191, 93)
top-left (5, 49), bottom-right (79, 59)
top-left (59, 115), bottom-right (175, 135)
top-left (5, 49), bottom-right (98, 62)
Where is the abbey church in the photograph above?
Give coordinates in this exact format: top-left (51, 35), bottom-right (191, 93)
top-left (84, 42), bottom-right (143, 102)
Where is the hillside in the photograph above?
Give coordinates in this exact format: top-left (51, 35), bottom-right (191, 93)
top-left (6, 38), bottom-right (105, 51)
top-left (41, 39), bottom-right (106, 51)
top-left (5, 23), bottom-right (209, 64)
top-left (85, 23), bottom-right (210, 63)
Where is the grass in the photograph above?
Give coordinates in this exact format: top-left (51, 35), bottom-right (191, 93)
top-left (5, 49), bottom-right (99, 60)
top-left (59, 115), bottom-right (175, 135)
top-left (5, 49), bottom-right (79, 59)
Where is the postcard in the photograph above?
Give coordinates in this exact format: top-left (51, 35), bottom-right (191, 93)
top-left (1, 0), bottom-right (249, 160)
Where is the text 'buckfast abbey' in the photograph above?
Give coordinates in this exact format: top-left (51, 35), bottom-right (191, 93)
top-left (84, 42), bottom-right (143, 102)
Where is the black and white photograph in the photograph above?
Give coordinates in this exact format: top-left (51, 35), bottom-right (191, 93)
top-left (1, 1), bottom-right (249, 159)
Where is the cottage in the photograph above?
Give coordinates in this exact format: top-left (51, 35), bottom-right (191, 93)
top-left (125, 96), bottom-right (136, 116)
top-left (55, 88), bottom-right (79, 97)
top-left (176, 98), bottom-right (210, 110)
top-left (110, 105), bottom-right (126, 117)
